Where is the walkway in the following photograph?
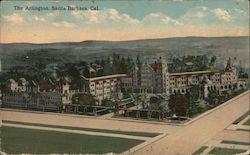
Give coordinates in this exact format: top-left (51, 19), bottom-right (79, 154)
top-left (3, 123), bottom-right (150, 141)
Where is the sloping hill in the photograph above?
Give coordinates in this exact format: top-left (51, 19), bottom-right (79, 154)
top-left (0, 36), bottom-right (249, 71)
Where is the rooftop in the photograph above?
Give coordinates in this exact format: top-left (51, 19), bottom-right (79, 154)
top-left (169, 70), bottom-right (213, 76)
top-left (36, 81), bottom-right (55, 92)
top-left (82, 74), bottom-right (128, 81)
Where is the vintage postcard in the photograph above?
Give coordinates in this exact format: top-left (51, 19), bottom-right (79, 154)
top-left (0, 0), bottom-right (249, 154)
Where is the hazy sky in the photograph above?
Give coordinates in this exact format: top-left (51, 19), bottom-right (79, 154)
top-left (0, 0), bottom-right (249, 43)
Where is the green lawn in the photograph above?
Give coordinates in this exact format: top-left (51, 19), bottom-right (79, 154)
top-left (192, 146), bottom-right (208, 155)
top-left (221, 140), bottom-right (250, 146)
top-left (236, 128), bottom-right (250, 132)
top-left (1, 126), bottom-right (144, 154)
top-left (232, 111), bottom-right (250, 124)
top-left (243, 118), bottom-right (250, 126)
top-left (3, 120), bottom-right (160, 137)
top-left (209, 147), bottom-right (247, 155)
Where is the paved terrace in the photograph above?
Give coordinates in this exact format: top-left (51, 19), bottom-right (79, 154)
top-left (1, 91), bottom-right (249, 155)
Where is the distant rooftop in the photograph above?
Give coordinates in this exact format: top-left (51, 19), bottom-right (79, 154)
top-left (170, 70), bottom-right (213, 76)
top-left (82, 74), bottom-right (128, 81)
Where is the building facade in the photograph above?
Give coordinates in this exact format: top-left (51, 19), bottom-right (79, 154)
top-left (122, 57), bottom-right (246, 98)
top-left (2, 78), bottom-right (78, 111)
top-left (2, 57), bottom-right (247, 109)
top-left (82, 74), bottom-right (127, 104)
top-left (125, 57), bottom-right (170, 95)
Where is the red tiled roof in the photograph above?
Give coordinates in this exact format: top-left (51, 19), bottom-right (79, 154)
top-left (59, 79), bottom-right (68, 86)
top-left (37, 81), bottom-right (55, 92)
top-left (220, 69), bottom-right (234, 74)
top-left (149, 63), bottom-right (162, 72)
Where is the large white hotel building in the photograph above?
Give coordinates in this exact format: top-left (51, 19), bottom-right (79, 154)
top-left (81, 57), bottom-right (246, 102)
top-left (2, 57), bottom-right (247, 107)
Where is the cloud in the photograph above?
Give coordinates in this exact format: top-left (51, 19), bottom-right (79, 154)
top-left (142, 12), bottom-right (182, 26)
top-left (233, 8), bottom-right (247, 16)
top-left (46, 12), bottom-right (56, 17)
top-left (71, 10), bottom-right (103, 23)
top-left (181, 6), bottom-right (208, 19)
top-left (212, 8), bottom-right (233, 22)
top-left (69, 6), bottom-right (245, 30)
top-left (108, 8), bottom-right (139, 24)
top-left (1, 4), bottom-right (248, 43)
top-left (235, 0), bottom-right (248, 3)
top-left (32, 15), bottom-right (46, 22)
top-left (162, 17), bottom-right (181, 25)
top-left (52, 21), bottom-right (76, 28)
top-left (71, 11), bottom-right (82, 19)
top-left (2, 13), bottom-right (24, 25)
top-left (195, 11), bottom-right (206, 18)
top-left (71, 8), bottom-right (139, 25)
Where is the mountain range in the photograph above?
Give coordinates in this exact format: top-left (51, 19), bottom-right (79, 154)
top-left (0, 36), bottom-right (249, 72)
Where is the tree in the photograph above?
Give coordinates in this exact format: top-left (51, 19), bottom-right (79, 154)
top-left (126, 56), bottom-right (134, 74)
top-left (73, 94), bottom-right (96, 105)
top-left (136, 55), bottom-right (142, 69)
top-left (118, 56), bottom-right (127, 74)
top-left (195, 99), bottom-right (208, 113)
top-left (209, 56), bottom-right (217, 69)
top-left (135, 94), bottom-right (149, 109)
top-left (188, 99), bottom-right (208, 117)
top-left (169, 94), bottom-right (188, 116)
top-left (103, 57), bottom-right (112, 75)
top-left (185, 90), bottom-right (201, 117)
top-left (139, 94), bottom-right (150, 109)
top-left (102, 99), bottom-right (116, 107)
top-left (239, 71), bottom-right (248, 79)
top-left (159, 100), bottom-right (169, 119)
top-left (207, 90), bottom-right (219, 105)
top-left (159, 100), bottom-right (169, 112)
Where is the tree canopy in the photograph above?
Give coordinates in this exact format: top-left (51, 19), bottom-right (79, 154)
top-left (169, 94), bottom-right (188, 116)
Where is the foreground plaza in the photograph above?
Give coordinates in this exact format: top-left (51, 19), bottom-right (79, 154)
top-left (1, 91), bottom-right (249, 155)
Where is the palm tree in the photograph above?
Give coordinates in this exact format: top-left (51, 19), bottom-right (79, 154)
top-left (139, 93), bottom-right (149, 109)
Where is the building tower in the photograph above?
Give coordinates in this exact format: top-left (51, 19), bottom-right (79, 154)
top-left (159, 57), bottom-right (170, 96)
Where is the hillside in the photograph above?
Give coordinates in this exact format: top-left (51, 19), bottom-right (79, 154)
top-left (0, 36), bottom-right (249, 71)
